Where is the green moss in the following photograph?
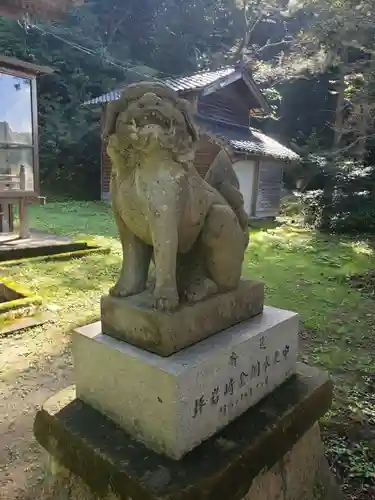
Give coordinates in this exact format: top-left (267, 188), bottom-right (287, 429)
top-left (0, 278), bottom-right (42, 314)
top-left (0, 240), bottom-right (109, 264)
top-left (0, 247), bottom-right (110, 268)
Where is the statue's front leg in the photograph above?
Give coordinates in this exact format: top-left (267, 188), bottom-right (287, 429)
top-left (148, 210), bottom-right (180, 312)
top-left (110, 207), bottom-right (152, 298)
top-left (151, 223), bottom-right (179, 311)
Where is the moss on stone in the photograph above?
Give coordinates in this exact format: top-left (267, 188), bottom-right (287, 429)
top-left (0, 237), bottom-right (110, 265)
top-left (0, 279), bottom-right (42, 314)
top-left (0, 246), bottom-right (110, 268)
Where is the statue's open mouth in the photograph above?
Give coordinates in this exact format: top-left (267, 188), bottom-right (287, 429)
top-left (135, 109), bottom-right (171, 130)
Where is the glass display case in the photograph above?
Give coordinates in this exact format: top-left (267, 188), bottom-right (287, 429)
top-left (0, 72), bottom-right (36, 194)
top-left (0, 56), bottom-right (52, 235)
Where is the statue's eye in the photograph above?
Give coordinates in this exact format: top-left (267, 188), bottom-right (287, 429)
top-left (138, 103), bottom-right (144, 108)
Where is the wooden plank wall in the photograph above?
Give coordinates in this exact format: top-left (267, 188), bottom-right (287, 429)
top-left (254, 158), bottom-right (284, 218)
top-left (198, 80), bottom-right (256, 127)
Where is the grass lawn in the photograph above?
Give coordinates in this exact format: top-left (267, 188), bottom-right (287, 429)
top-left (1, 201), bottom-right (374, 499)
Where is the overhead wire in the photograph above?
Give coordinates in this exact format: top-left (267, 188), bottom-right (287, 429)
top-left (30, 23), bottom-right (180, 82)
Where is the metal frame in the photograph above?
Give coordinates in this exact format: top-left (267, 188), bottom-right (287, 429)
top-left (0, 66), bottom-right (39, 196)
top-left (31, 75), bottom-right (40, 194)
top-left (0, 57), bottom-right (51, 235)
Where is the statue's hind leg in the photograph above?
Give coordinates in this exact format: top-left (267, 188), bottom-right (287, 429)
top-left (201, 204), bottom-right (246, 291)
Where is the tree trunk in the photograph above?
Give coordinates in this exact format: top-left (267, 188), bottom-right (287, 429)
top-left (356, 54), bottom-right (374, 162)
top-left (332, 48), bottom-right (348, 152)
top-left (321, 47), bottom-right (348, 231)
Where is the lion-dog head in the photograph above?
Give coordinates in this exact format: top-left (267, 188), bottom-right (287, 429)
top-left (104, 82), bottom-right (199, 168)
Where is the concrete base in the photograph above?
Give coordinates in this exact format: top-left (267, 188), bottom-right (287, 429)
top-left (33, 364), bottom-right (341, 500)
top-left (73, 306), bottom-right (298, 459)
top-left (35, 425), bottom-right (342, 500)
top-left (101, 279), bottom-right (264, 356)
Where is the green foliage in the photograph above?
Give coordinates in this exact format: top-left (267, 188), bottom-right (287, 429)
top-left (0, 16), bottom-right (124, 198)
top-left (326, 436), bottom-right (375, 491)
top-left (279, 193), bottom-right (305, 218)
top-left (0, 0), bottom-right (256, 198)
top-left (302, 160), bottom-right (375, 233)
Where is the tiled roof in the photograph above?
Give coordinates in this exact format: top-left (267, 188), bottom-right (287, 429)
top-left (162, 67), bottom-right (236, 92)
top-left (195, 117), bottom-right (300, 162)
top-left (84, 67), bottom-right (237, 105)
top-left (87, 89), bottom-right (121, 105)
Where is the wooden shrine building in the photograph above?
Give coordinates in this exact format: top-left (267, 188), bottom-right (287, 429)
top-left (86, 66), bottom-right (300, 219)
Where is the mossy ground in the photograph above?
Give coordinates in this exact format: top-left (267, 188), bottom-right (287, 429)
top-left (0, 201), bottom-right (374, 499)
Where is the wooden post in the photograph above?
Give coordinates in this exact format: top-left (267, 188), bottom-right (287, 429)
top-left (250, 158), bottom-right (261, 217)
top-left (0, 203), bottom-right (12, 233)
top-left (19, 165), bottom-right (30, 239)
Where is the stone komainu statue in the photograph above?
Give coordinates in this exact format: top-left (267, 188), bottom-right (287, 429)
top-left (103, 82), bottom-right (249, 311)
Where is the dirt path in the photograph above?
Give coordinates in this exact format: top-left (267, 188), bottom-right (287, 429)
top-left (0, 325), bottom-right (73, 500)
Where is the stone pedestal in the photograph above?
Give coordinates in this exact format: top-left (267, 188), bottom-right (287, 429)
top-left (72, 306), bottom-right (298, 459)
top-left (33, 364), bottom-right (342, 500)
top-left (101, 279), bottom-right (264, 356)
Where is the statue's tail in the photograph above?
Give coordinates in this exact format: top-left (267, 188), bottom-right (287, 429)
top-left (204, 150), bottom-right (249, 231)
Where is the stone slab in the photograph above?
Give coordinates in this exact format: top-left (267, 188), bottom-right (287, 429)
top-left (33, 364), bottom-right (334, 500)
top-left (101, 279), bottom-right (264, 356)
top-left (0, 230), bottom-right (95, 262)
top-left (0, 312), bottom-right (51, 336)
top-left (73, 306), bottom-right (299, 459)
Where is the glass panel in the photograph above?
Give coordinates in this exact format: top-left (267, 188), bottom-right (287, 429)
top-left (0, 72), bottom-right (33, 146)
top-left (0, 148), bottom-right (34, 191)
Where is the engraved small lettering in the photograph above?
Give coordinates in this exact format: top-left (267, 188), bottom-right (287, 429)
top-left (239, 371), bottom-right (249, 388)
top-left (251, 361), bottom-right (261, 379)
top-left (211, 387), bottom-right (220, 405)
top-left (220, 404), bottom-right (228, 415)
top-left (224, 378), bottom-right (235, 396)
top-left (274, 350), bottom-right (281, 364)
top-left (263, 355), bottom-right (271, 372)
top-left (193, 396), bottom-right (206, 418)
top-left (283, 345), bottom-right (290, 359)
top-left (198, 336), bottom-right (292, 420)
top-left (229, 352), bottom-right (238, 367)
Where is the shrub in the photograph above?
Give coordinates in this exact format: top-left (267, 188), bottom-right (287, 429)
top-left (302, 160), bottom-right (375, 233)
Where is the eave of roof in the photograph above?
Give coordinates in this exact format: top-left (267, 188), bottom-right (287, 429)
top-left (83, 65), bottom-right (270, 113)
top-left (0, 55), bottom-right (54, 75)
top-left (163, 67), bottom-right (236, 93)
top-left (195, 116), bottom-right (300, 162)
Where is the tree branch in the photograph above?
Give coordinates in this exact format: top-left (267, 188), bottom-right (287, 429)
top-left (255, 38), bottom-right (293, 54)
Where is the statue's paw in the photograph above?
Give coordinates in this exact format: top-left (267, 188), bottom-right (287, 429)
top-left (109, 283), bottom-right (141, 298)
top-left (109, 285), bottom-right (130, 297)
top-left (153, 287), bottom-right (179, 312)
top-left (185, 277), bottom-right (218, 303)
